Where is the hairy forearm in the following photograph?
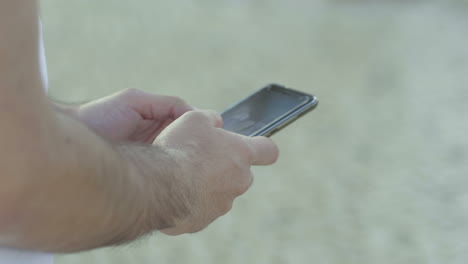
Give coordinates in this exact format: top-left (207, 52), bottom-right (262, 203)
top-left (0, 109), bottom-right (188, 252)
top-left (0, 1), bottom-right (188, 252)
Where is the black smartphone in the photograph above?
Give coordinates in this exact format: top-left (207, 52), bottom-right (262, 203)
top-left (221, 84), bottom-right (318, 137)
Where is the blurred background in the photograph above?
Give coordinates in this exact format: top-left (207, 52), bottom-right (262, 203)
top-left (41, 0), bottom-right (468, 263)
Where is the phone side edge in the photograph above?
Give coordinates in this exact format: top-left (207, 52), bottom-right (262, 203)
top-left (253, 96), bottom-right (318, 137)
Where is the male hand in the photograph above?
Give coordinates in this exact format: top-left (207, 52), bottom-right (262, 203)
top-left (76, 88), bottom-right (193, 143)
top-left (76, 90), bottom-right (279, 236)
top-left (153, 110), bottom-right (279, 235)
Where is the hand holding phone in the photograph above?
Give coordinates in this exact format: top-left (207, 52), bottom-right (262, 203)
top-left (221, 84), bottom-right (318, 137)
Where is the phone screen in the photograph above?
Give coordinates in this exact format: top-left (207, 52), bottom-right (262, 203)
top-left (222, 86), bottom-right (310, 136)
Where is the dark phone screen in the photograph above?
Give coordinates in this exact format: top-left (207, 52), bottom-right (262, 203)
top-left (222, 87), bottom-right (309, 136)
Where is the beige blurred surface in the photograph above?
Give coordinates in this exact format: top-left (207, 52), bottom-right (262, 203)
top-left (41, 0), bottom-right (468, 263)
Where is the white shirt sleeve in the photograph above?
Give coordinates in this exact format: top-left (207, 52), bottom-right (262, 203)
top-left (39, 21), bottom-right (49, 91)
top-left (0, 21), bottom-right (54, 264)
top-left (0, 248), bottom-right (53, 264)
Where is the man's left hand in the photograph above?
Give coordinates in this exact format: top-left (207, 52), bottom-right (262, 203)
top-left (74, 88), bottom-right (193, 143)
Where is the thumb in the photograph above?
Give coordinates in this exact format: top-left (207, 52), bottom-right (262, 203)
top-left (246, 136), bottom-right (279, 166)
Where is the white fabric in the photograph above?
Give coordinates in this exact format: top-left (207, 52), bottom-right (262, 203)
top-left (0, 22), bottom-right (54, 264)
top-left (39, 22), bottom-right (48, 90)
top-left (0, 249), bottom-right (53, 264)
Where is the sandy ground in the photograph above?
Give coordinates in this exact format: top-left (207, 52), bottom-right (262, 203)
top-left (41, 0), bottom-right (468, 263)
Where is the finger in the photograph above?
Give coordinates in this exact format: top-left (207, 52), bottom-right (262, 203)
top-left (203, 110), bottom-right (224, 128)
top-left (234, 168), bottom-right (254, 196)
top-left (122, 89), bottom-right (193, 120)
top-left (184, 110), bottom-right (224, 128)
top-left (160, 227), bottom-right (184, 236)
top-left (149, 95), bottom-right (193, 120)
top-left (246, 136), bottom-right (279, 165)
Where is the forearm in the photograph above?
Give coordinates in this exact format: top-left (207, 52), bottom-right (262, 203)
top-left (1, 101), bottom-right (191, 252)
top-left (0, 1), bottom-right (189, 251)
top-left (0, 109), bottom-right (166, 252)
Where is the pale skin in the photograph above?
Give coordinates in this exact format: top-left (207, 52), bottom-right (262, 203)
top-left (0, 0), bottom-right (279, 253)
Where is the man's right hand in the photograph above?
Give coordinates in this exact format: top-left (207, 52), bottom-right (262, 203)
top-left (152, 110), bottom-right (279, 235)
top-left (0, 0), bottom-right (278, 251)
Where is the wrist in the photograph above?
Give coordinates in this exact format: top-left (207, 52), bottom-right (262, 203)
top-left (114, 144), bottom-right (192, 235)
top-left (52, 102), bottom-right (81, 118)
top-left (109, 144), bottom-right (155, 241)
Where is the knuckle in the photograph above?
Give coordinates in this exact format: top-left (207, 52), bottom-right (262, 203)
top-left (217, 115), bottom-right (224, 128)
top-left (123, 87), bottom-right (140, 95)
top-left (239, 139), bottom-right (255, 164)
top-left (166, 95), bottom-right (185, 104)
top-left (165, 95), bottom-right (190, 111)
top-left (182, 110), bottom-right (201, 120)
top-left (188, 222), bottom-right (208, 234)
top-left (205, 110), bottom-right (223, 125)
top-left (174, 96), bottom-right (187, 105)
top-left (233, 168), bottom-right (253, 196)
top-left (185, 224), bottom-right (197, 234)
top-left (121, 88), bottom-right (144, 99)
top-left (184, 110), bottom-right (223, 127)
top-left (190, 226), bottom-right (205, 234)
top-left (231, 155), bottom-right (246, 173)
top-left (220, 202), bottom-right (233, 215)
top-left (203, 109), bottom-right (218, 115)
top-left (160, 228), bottom-right (182, 236)
top-left (171, 221), bottom-right (197, 235)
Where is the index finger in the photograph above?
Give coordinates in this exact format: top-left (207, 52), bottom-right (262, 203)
top-left (151, 95), bottom-right (194, 119)
top-left (125, 90), bottom-right (193, 120)
top-left (246, 136), bottom-right (279, 166)
top-left (180, 110), bottom-right (224, 128)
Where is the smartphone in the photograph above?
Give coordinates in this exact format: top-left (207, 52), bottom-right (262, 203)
top-left (221, 84), bottom-right (318, 137)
